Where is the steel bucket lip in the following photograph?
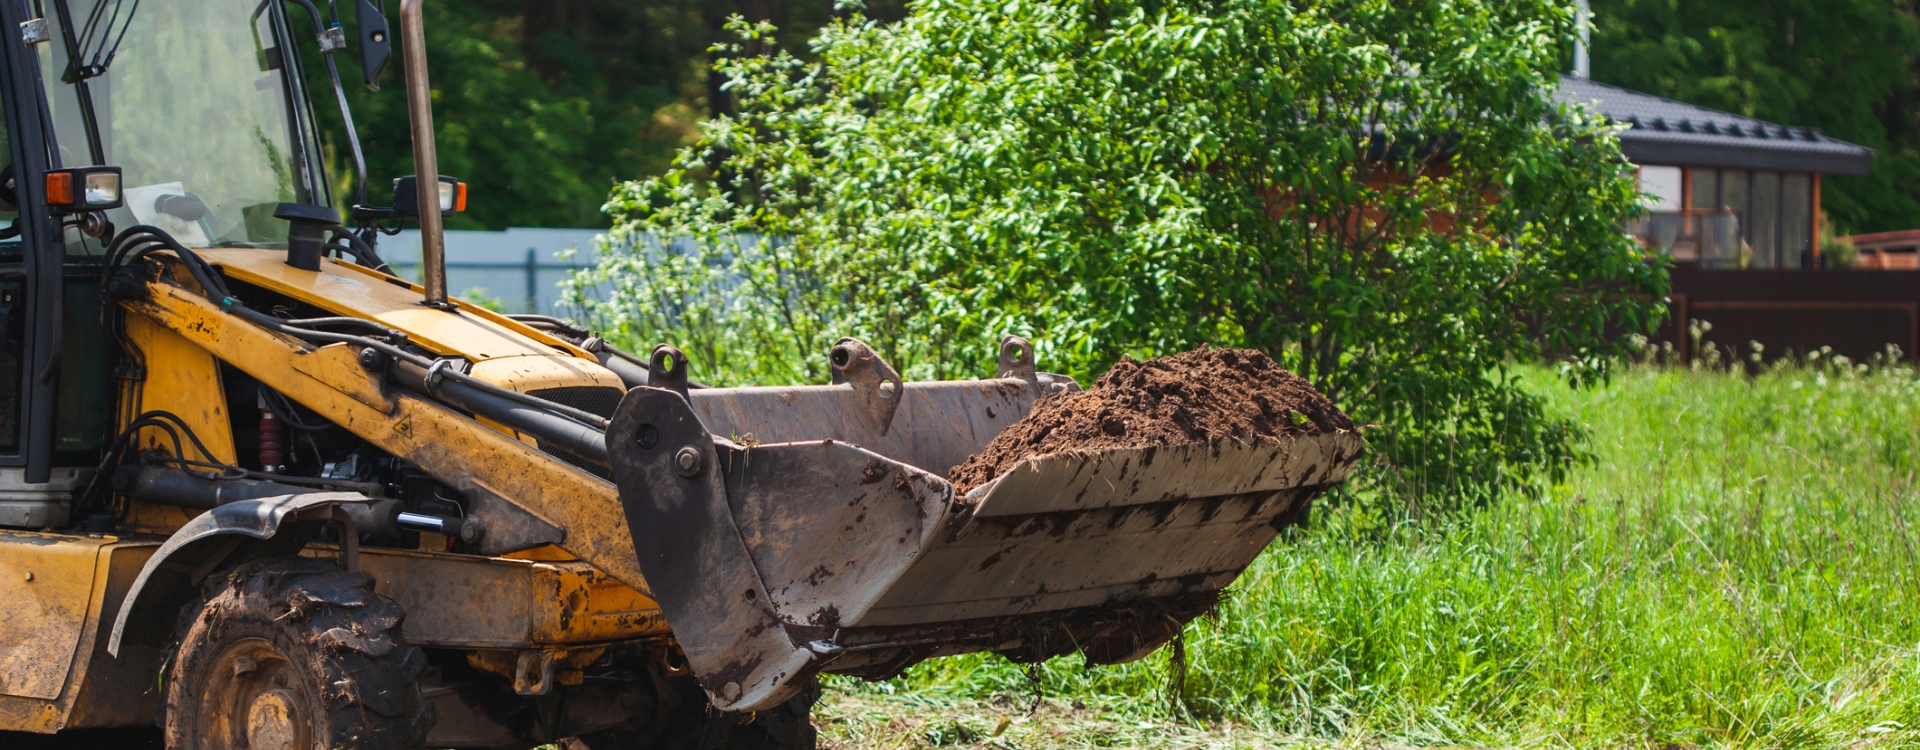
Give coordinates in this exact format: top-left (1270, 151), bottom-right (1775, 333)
top-left (827, 430), bottom-right (1365, 630)
top-left (953, 429), bottom-right (1368, 512)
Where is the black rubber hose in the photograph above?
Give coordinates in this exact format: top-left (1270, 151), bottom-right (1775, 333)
top-left (595, 350), bottom-right (651, 389)
top-left (326, 226), bottom-right (393, 274)
top-left (228, 304), bottom-right (431, 368)
top-left (392, 359), bottom-right (610, 470)
top-left (273, 316), bottom-right (400, 335)
top-left (112, 465), bottom-right (325, 510)
top-left (109, 226), bottom-right (231, 299)
top-left (506, 314), bottom-right (589, 338)
top-left (229, 306), bottom-right (613, 429)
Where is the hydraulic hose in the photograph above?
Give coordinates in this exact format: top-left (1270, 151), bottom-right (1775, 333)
top-left (593, 349), bottom-right (652, 390)
top-left (221, 306), bottom-right (612, 430)
top-left (326, 226), bottom-right (393, 274)
top-left (113, 465), bottom-right (332, 510)
top-left (504, 315), bottom-right (712, 390)
top-left (108, 227), bottom-right (617, 464)
top-left (113, 465), bottom-right (403, 535)
top-left (391, 359), bottom-right (610, 470)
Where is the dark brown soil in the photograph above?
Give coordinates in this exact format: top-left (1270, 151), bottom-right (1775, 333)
top-left (948, 347), bottom-right (1353, 495)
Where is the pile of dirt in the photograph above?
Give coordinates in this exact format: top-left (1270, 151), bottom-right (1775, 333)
top-left (948, 347), bottom-right (1353, 495)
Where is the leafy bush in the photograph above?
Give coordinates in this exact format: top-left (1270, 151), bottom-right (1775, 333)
top-left (1819, 211), bottom-right (1859, 269)
top-left (566, 0), bottom-right (1668, 509)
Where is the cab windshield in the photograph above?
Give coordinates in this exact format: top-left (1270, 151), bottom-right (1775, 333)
top-left (41, 0), bottom-right (330, 249)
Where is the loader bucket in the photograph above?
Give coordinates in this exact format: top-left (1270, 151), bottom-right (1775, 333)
top-left (606, 340), bottom-right (1363, 712)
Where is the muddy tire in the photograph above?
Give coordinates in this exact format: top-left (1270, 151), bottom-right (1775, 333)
top-left (576, 676), bottom-right (820, 750)
top-left (163, 557), bottom-right (433, 750)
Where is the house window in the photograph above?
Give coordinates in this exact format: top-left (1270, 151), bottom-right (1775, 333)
top-left (1686, 168), bottom-right (1815, 269)
top-left (1719, 170), bottom-right (1750, 252)
top-left (1753, 171), bottom-right (1781, 266)
top-left (1639, 166), bottom-right (1683, 211)
top-left (1691, 169), bottom-right (1719, 213)
top-left (1781, 173), bottom-right (1812, 266)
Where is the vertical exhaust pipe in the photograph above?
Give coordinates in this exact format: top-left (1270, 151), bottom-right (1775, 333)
top-left (398, 0), bottom-right (448, 307)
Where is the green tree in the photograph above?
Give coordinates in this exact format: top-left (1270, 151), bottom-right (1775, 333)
top-left (568, 0), bottom-right (1668, 506)
top-left (1588, 0), bottom-right (1920, 234)
top-left (295, 0), bottom-right (907, 230)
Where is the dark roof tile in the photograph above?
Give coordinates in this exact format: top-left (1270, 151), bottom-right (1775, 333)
top-left (1555, 77), bottom-right (1874, 175)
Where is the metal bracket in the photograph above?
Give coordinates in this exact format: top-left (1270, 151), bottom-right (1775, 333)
top-left (829, 338), bottom-right (904, 436)
top-left (317, 26), bottom-right (348, 53)
top-left (513, 650), bottom-right (557, 696)
top-left (996, 336), bottom-right (1038, 382)
top-left (323, 505), bottom-right (360, 574)
top-left (649, 345), bottom-right (691, 400)
top-left (19, 19), bottom-right (48, 45)
top-left (606, 387), bottom-right (812, 712)
top-left (996, 336), bottom-right (1079, 396)
top-left (423, 359), bottom-right (455, 399)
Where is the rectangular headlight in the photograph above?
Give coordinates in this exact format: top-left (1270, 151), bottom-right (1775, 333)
top-left (46, 166), bottom-right (125, 212)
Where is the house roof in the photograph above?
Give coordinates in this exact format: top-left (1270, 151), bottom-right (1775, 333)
top-left (1555, 77), bottom-right (1875, 176)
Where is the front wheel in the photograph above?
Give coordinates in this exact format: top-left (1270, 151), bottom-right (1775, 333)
top-left (163, 557), bottom-right (434, 750)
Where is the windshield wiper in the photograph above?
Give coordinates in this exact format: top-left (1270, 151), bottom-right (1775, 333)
top-left (278, 0), bottom-right (371, 208)
top-left (48, 0), bottom-right (141, 165)
top-left (59, 0), bottom-right (138, 81)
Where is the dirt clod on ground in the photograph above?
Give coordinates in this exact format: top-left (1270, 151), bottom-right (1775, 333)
top-left (949, 347), bottom-right (1352, 495)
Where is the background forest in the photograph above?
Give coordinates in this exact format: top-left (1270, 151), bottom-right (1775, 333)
top-left (318, 0), bottom-right (1920, 237)
top-left (309, 0), bottom-right (898, 229)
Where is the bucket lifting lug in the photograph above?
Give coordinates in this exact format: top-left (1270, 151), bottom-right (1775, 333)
top-left (997, 335), bottom-right (1038, 382)
top-left (829, 338), bottom-right (904, 436)
top-left (648, 345), bottom-right (691, 399)
top-left (999, 335), bottom-right (1078, 396)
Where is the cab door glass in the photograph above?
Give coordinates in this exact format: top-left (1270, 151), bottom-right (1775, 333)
top-left (37, 0), bottom-right (328, 252)
top-left (0, 78), bottom-right (23, 454)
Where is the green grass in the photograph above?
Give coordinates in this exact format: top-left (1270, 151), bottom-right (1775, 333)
top-left (820, 360), bottom-right (1920, 749)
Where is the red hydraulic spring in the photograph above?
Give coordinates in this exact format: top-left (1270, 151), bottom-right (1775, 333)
top-left (258, 394), bottom-right (285, 472)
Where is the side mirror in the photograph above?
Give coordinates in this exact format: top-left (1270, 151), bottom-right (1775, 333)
top-left (356, 0), bottom-right (392, 90)
top-left (392, 175), bottom-right (466, 216)
top-left (46, 167), bottom-right (123, 213)
top-left (155, 193), bottom-right (212, 222)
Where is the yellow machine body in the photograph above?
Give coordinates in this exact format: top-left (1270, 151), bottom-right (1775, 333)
top-left (0, 532), bottom-right (161, 732)
top-left (0, 251), bottom-right (671, 733)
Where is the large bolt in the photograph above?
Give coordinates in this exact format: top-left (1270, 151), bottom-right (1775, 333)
top-left (357, 347), bottom-right (390, 372)
top-left (674, 446), bottom-right (704, 477)
top-left (458, 518), bottom-right (488, 545)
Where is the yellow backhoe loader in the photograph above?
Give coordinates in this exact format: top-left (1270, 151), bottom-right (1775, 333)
top-left (0, 0), bottom-right (1363, 747)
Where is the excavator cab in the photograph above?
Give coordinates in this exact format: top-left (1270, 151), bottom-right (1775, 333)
top-left (0, 0), bottom-right (1362, 747)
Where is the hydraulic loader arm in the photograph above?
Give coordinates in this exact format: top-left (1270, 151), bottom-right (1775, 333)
top-left (119, 269), bottom-right (653, 594)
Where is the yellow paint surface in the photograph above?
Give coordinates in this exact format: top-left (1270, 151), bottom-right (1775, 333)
top-left (125, 266), bottom-right (651, 604)
top-left (0, 532), bottom-right (108, 700)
